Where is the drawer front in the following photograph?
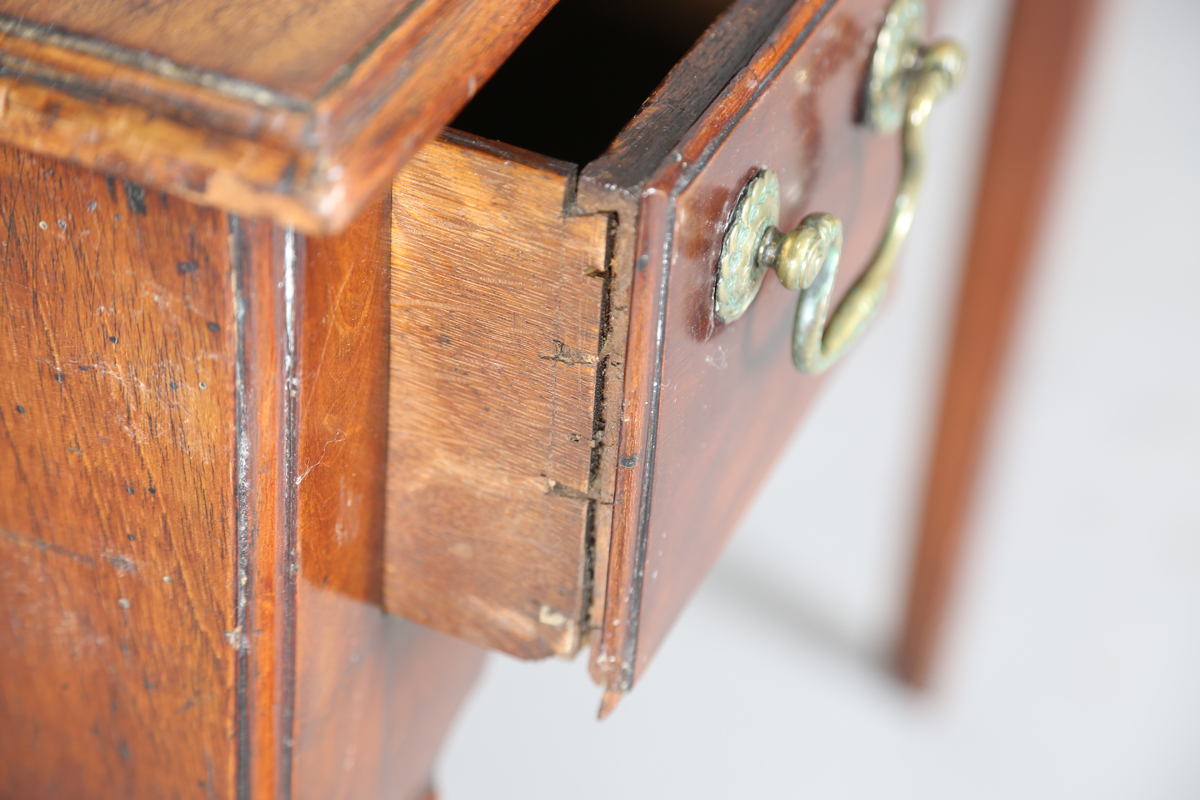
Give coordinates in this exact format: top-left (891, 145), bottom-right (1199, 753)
top-left (595, 0), bottom-right (910, 697)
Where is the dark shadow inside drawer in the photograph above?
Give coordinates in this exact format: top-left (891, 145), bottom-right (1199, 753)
top-left (451, 0), bottom-right (735, 165)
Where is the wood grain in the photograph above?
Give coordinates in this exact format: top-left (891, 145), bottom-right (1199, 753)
top-left (386, 131), bottom-right (609, 659)
top-left (0, 147), bottom-right (485, 797)
top-left (588, 0), bottom-right (911, 699)
top-left (0, 0), bottom-right (558, 233)
top-left (896, 0), bottom-right (1100, 688)
top-left (0, 0), bottom-right (419, 98)
top-left (0, 148), bottom-right (239, 798)
top-left (293, 182), bottom-right (486, 800)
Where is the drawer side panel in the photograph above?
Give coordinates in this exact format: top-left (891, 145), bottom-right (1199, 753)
top-left (386, 134), bottom-right (608, 658)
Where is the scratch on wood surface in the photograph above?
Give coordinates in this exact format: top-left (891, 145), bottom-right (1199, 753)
top-left (296, 429), bottom-right (346, 486)
top-left (540, 339), bottom-right (598, 366)
top-left (101, 551), bottom-right (139, 576)
top-left (544, 478), bottom-right (610, 505)
top-left (0, 527), bottom-right (96, 565)
top-left (0, 530), bottom-right (149, 580)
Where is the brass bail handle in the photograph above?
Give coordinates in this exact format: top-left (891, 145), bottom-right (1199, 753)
top-left (713, 0), bottom-right (965, 374)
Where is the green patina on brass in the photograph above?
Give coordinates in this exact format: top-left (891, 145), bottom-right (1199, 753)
top-left (714, 170), bottom-right (780, 324)
top-left (866, 0), bottom-right (927, 134)
top-left (713, 0), bottom-right (965, 374)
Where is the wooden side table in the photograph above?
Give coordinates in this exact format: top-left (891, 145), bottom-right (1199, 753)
top-left (0, 0), bottom-right (1096, 795)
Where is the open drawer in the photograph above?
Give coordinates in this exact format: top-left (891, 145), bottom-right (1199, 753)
top-left (385, 0), bottom-right (962, 706)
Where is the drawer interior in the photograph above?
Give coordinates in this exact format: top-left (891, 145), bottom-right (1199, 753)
top-left (451, 0), bottom-right (735, 165)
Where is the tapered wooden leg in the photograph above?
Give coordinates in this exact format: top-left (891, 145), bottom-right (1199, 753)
top-left (896, 0), bottom-right (1100, 688)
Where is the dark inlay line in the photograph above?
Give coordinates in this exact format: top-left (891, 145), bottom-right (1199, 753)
top-left (231, 215), bottom-right (253, 800)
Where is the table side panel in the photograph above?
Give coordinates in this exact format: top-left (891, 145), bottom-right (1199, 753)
top-left (0, 149), bottom-right (239, 798)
